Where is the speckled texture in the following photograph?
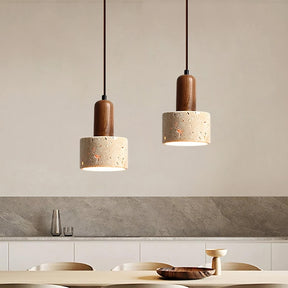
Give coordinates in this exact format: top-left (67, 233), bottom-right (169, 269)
top-left (80, 137), bottom-right (128, 170)
top-left (162, 111), bottom-right (210, 144)
top-left (0, 197), bottom-right (287, 237)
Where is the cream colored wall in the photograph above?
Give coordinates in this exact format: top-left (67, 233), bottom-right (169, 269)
top-left (0, 0), bottom-right (287, 196)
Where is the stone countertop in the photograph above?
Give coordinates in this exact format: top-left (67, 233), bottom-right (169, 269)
top-left (1, 237), bottom-right (288, 241)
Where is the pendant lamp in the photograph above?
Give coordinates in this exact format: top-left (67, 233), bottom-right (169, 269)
top-left (80, 0), bottom-right (128, 171)
top-left (162, 0), bottom-right (211, 146)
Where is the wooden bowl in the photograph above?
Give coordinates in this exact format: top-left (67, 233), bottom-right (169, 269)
top-left (156, 267), bottom-right (215, 280)
top-left (206, 249), bottom-right (227, 258)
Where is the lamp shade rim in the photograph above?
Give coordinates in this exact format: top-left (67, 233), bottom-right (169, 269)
top-left (164, 141), bottom-right (209, 146)
top-left (81, 166), bottom-right (127, 172)
top-left (162, 111), bottom-right (210, 115)
top-left (80, 136), bottom-right (128, 141)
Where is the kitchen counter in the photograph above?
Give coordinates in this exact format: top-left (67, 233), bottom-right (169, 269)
top-left (1, 237), bottom-right (288, 241)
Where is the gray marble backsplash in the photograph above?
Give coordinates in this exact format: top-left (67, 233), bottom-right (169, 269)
top-left (0, 197), bottom-right (287, 237)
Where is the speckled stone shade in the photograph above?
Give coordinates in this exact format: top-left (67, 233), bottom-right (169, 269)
top-left (80, 136), bottom-right (128, 171)
top-left (162, 111), bottom-right (210, 146)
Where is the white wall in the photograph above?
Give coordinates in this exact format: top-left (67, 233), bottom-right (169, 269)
top-left (0, 0), bottom-right (287, 196)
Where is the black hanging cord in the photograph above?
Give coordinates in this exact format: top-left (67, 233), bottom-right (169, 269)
top-left (184, 0), bottom-right (189, 75)
top-left (102, 0), bottom-right (107, 100)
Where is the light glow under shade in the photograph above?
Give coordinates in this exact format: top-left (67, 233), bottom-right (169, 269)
top-left (82, 167), bottom-right (126, 172)
top-left (164, 141), bottom-right (208, 147)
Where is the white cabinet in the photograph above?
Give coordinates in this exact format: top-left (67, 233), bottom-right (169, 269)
top-left (272, 243), bottom-right (288, 270)
top-left (141, 241), bottom-right (205, 267)
top-left (206, 242), bottom-right (271, 270)
top-left (4, 239), bottom-right (288, 271)
top-left (9, 241), bottom-right (74, 271)
top-left (75, 241), bottom-right (140, 270)
top-left (0, 242), bottom-right (8, 271)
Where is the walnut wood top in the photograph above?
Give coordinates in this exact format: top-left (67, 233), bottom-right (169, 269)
top-left (176, 74), bottom-right (196, 111)
top-left (94, 100), bottom-right (114, 136)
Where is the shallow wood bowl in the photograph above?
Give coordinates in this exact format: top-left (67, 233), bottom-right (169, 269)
top-left (156, 267), bottom-right (215, 280)
top-left (206, 249), bottom-right (227, 258)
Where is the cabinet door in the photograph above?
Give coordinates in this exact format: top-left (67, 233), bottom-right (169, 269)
top-left (272, 243), bottom-right (288, 270)
top-left (9, 241), bottom-right (74, 271)
top-left (0, 242), bottom-right (8, 271)
top-left (206, 242), bottom-right (271, 270)
top-left (141, 241), bottom-right (205, 267)
top-left (75, 241), bottom-right (140, 270)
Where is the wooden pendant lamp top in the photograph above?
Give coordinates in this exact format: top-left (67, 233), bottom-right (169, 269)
top-left (94, 100), bottom-right (114, 136)
top-left (176, 74), bottom-right (196, 111)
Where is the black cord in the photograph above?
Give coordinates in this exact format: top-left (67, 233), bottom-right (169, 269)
top-left (102, 0), bottom-right (107, 100)
top-left (184, 0), bottom-right (189, 75)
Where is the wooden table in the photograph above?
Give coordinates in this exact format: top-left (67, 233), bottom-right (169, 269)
top-left (0, 271), bottom-right (288, 287)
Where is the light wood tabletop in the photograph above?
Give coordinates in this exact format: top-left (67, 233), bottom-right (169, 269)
top-left (0, 271), bottom-right (287, 287)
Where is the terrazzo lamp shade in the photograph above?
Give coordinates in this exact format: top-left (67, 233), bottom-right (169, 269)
top-left (80, 137), bottom-right (128, 171)
top-left (80, 100), bottom-right (128, 171)
top-left (162, 74), bottom-right (211, 146)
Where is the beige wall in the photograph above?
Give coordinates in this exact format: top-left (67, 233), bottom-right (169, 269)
top-left (0, 0), bottom-right (287, 196)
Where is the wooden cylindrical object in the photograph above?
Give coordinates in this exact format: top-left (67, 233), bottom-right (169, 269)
top-left (176, 74), bottom-right (196, 111)
top-left (212, 257), bottom-right (222, 276)
top-left (94, 100), bottom-right (114, 136)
